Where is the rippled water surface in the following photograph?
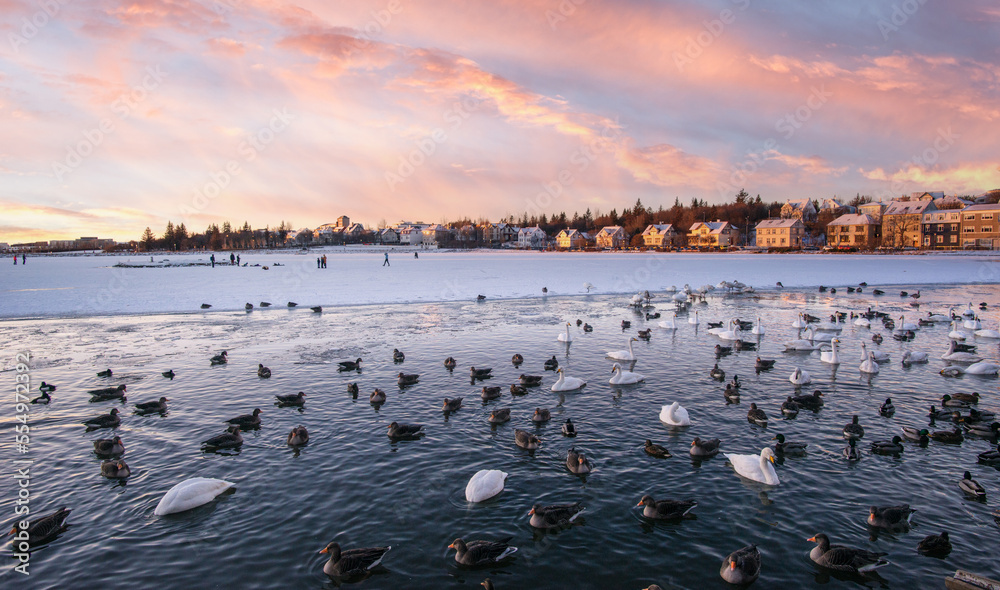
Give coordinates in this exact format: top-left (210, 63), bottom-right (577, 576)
top-left (2, 284), bottom-right (999, 589)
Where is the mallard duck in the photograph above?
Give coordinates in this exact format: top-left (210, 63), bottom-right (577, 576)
top-left (310, 306), bottom-right (322, 313)
top-left (387, 422), bottom-right (424, 439)
top-left (161, 370), bottom-right (175, 379)
top-left (977, 444), bottom-right (1000, 465)
top-left (720, 544), bottom-right (761, 585)
top-left (951, 392), bottom-right (980, 404)
top-left (481, 387), bottom-right (501, 401)
top-left (583, 323), bottom-right (593, 332)
top-left (528, 503), bottom-right (585, 529)
top-left (93, 435), bottom-right (124, 456)
top-left (488, 408), bottom-right (510, 424)
top-left (226, 408), bottom-right (262, 428)
top-left (917, 531), bottom-right (951, 556)
top-left (511, 354), bottom-right (524, 366)
top-left (514, 429), bottom-right (540, 450)
top-left (245, 302), bottom-right (254, 310)
top-left (39, 382), bottom-right (56, 393)
top-left (88, 384), bottom-right (127, 401)
top-left (621, 320), bottom-right (631, 329)
top-left (941, 394), bottom-right (969, 408)
top-left (209, 351), bottom-right (227, 365)
top-left (724, 384), bottom-right (740, 403)
top-left (772, 433), bottom-right (807, 455)
top-left (690, 437), bottom-right (721, 457)
top-left (929, 428), bottom-right (963, 443)
top-left (510, 384), bottom-right (527, 396)
top-left (442, 397), bottom-right (463, 412)
top-left (843, 415), bottom-right (865, 439)
top-left (871, 436), bottom-right (904, 454)
top-left (644, 439), bottom-right (671, 458)
top-left (392, 349), bottom-right (405, 362)
top-left (964, 421), bottom-right (999, 438)
top-left (287, 425), bottom-right (309, 446)
top-left (200, 303), bottom-right (212, 309)
top-left (448, 538), bottom-right (516, 566)
top-left (781, 397), bottom-right (799, 417)
top-left (338, 358), bottom-right (362, 371)
top-left (879, 398), bottom-right (895, 416)
top-left (83, 408), bottom-right (120, 429)
top-left (927, 405), bottom-right (954, 420)
top-left (807, 533), bottom-right (888, 573)
top-left (444, 357), bottom-right (457, 369)
top-left (532, 408), bottom-right (551, 423)
top-left (11, 507), bottom-right (71, 546)
top-left (710, 364), bottom-right (725, 380)
top-left (715, 344), bottom-right (732, 357)
top-left (101, 460), bottom-right (130, 478)
top-left (470, 366), bottom-right (493, 379)
top-left (902, 427), bottom-right (930, 444)
top-left (637, 495), bottom-right (697, 519)
top-left (543, 356), bottom-right (559, 370)
top-left (519, 374), bottom-right (543, 386)
top-left (747, 403), bottom-right (768, 426)
top-left (287, 301), bottom-right (297, 307)
top-left (843, 439), bottom-right (861, 461)
top-left (319, 542), bottom-right (391, 577)
top-left (369, 389), bottom-right (386, 405)
top-left (398, 373), bottom-right (419, 386)
top-left (97, 369), bottom-right (113, 377)
top-left (868, 504), bottom-right (914, 530)
top-left (134, 397), bottom-right (169, 414)
top-left (729, 375), bottom-right (742, 389)
top-left (202, 425), bottom-right (243, 448)
top-left (791, 390), bottom-right (824, 410)
top-left (257, 364), bottom-right (271, 378)
top-left (276, 392), bottom-right (306, 406)
top-left (959, 471), bottom-right (986, 498)
top-left (30, 391), bottom-right (52, 404)
top-left (566, 448), bottom-right (591, 473)
top-left (755, 357), bottom-right (776, 371)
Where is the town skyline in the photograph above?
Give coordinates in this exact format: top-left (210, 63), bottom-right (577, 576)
top-left (3, 1), bottom-right (999, 244)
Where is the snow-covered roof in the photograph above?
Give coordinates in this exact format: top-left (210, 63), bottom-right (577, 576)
top-left (827, 213), bottom-right (876, 226)
top-left (642, 224), bottom-right (675, 234)
top-left (755, 218), bottom-right (803, 229)
top-left (884, 200), bottom-right (935, 215)
top-left (962, 203), bottom-right (1000, 212)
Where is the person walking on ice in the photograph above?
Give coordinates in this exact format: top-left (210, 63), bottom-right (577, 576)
top-left (383, 252), bottom-right (390, 266)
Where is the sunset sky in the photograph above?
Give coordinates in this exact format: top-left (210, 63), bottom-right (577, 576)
top-left (2, 0), bottom-right (998, 243)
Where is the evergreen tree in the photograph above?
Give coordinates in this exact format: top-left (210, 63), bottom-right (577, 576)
top-left (141, 227), bottom-right (155, 251)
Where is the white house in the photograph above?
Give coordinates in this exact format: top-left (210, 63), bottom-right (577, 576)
top-left (595, 225), bottom-right (627, 249)
top-left (378, 228), bottom-right (400, 244)
top-left (400, 227), bottom-right (423, 245)
top-left (517, 226), bottom-right (547, 248)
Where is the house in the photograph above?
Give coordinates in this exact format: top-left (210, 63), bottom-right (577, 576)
top-left (291, 228), bottom-right (313, 245)
top-left (911, 191), bottom-right (944, 201)
top-left (344, 223), bottom-right (366, 240)
top-left (556, 229), bottom-right (588, 250)
top-left (687, 220), bottom-right (739, 248)
top-left (819, 199), bottom-right (849, 215)
top-left (420, 224), bottom-right (451, 246)
top-left (457, 225), bottom-right (480, 243)
top-left (882, 200), bottom-right (936, 248)
top-left (960, 203), bottom-right (1000, 249)
top-left (780, 199), bottom-right (817, 222)
top-left (825, 214), bottom-right (878, 249)
top-left (595, 226), bottom-right (627, 249)
top-left (378, 228), bottom-right (400, 244)
top-left (313, 223), bottom-right (344, 244)
top-left (517, 226), bottom-right (547, 249)
top-left (858, 201), bottom-right (887, 222)
top-left (399, 227), bottom-right (423, 245)
top-left (641, 224), bottom-right (681, 248)
top-left (498, 223), bottom-right (519, 243)
top-left (754, 218), bottom-right (805, 249)
top-left (922, 208), bottom-right (963, 250)
top-left (335, 215), bottom-right (350, 228)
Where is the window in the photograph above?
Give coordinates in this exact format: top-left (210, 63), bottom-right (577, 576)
top-left (951, 224), bottom-right (958, 232)
top-left (924, 237), bottom-right (931, 246)
top-left (983, 214), bottom-right (994, 220)
top-left (936, 235), bottom-right (943, 243)
top-left (965, 214), bottom-right (975, 220)
top-left (964, 227), bottom-right (975, 233)
top-left (950, 235), bottom-right (957, 243)
top-left (982, 226), bottom-right (994, 233)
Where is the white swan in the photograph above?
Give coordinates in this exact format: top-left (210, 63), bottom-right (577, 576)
top-left (943, 361), bottom-right (999, 376)
top-left (964, 316), bottom-right (982, 330)
top-left (941, 340), bottom-right (982, 363)
top-left (927, 311), bottom-right (950, 322)
top-left (607, 338), bottom-right (637, 361)
top-left (814, 321), bottom-right (842, 332)
top-left (860, 351), bottom-right (880, 375)
top-left (975, 317), bottom-right (1000, 339)
top-left (551, 367), bottom-right (586, 391)
top-left (610, 363), bottom-right (645, 385)
top-left (751, 316), bottom-right (765, 335)
top-left (791, 313), bottom-right (808, 329)
top-left (854, 316), bottom-right (870, 328)
top-left (658, 312), bottom-right (677, 330)
top-left (784, 329), bottom-right (820, 351)
top-left (948, 321), bottom-right (966, 340)
top-left (465, 469), bottom-right (508, 502)
top-left (963, 303), bottom-right (976, 317)
top-left (557, 322), bottom-right (573, 342)
top-left (673, 291), bottom-right (689, 303)
top-left (154, 477), bottom-right (235, 516)
top-left (819, 338), bottom-right (840, 365)
top-left (809, 329), bottom-right (835, 343)
top-left (724, 447), bottom-right (779, 485)
top-left (688, 310), bottom-right (699, 325)
top-left (901, 351), bottom-right (928, 365)
top-left (861, 341), bottom-right (889, 362)
top-left (789, 367), bottom-right (811, 385)
top-left (718, 319), bottom-right (742, 341)
top-left (659, 401), bottom-right (690, 426)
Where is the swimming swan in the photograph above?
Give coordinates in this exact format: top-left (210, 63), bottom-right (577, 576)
top-left (551, 368), bottom-right (586, 391)
top-left (465, 469), bottom-right (508, 503)
top-left (659, 401), bottom-right (691, 426)
top-left (610, 363), bottom-right (645, 385)
top-left (724, 447), bottom-right (779, 485)
top-left (154, 477), bottom-right (235, 515)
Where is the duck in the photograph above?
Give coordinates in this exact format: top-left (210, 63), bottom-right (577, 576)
top-left (514, 429), bottom-right (541, 450)
top-left (843, 439), bottom-right (862, 461)
top-left (287, 425), bottom-right (309, 446)
top-left (201, 303), bottom-right (212, 309)
top-left (543, 356), bottom-right (559, 371)
top-left (583, 323), bottom-right (593, 332)
top-left (161, 369), bottom-right (175, 379)
top-left (519, 374), bottom-right (543, 386)
top-left (276, 391), bottom-right (307, 406)
top-left (257, 364), bottom-right (271, 378)
top-left (879, 398), bottom-right (895, 416)
top-left (245, 302), bottom-right (253, 311)
top-left (310, 306), bottom-right (322, 313)
top-left (11, 507), bottom-right (72, 546)
top-left (930, 428), bottom-right (963, 443)
top-left (872, 333), bottom-right (883, 344)
top-left (755, 357), bottom-right (776, 371)
top-left (819, 339), bottom-right (841, 364)
top-left (202, 425), bottom-right (243, 448)
top-left (781, 397), bottom-right (799, 417)
top-left (720, 544), bottom-right (761, 586)
top-left (872, 289), bottom-right (884, 295)
top-left (791, 390), bottom-right (824, 410)
top-left (723, 384), bottom-right (741, 403)
top-left (551, 368), bottom-right (586, 391)
top-left (338, 358), bottom-right (362, 371)
top-left (747, 403), bottom-right (768, 426)
top-left (940, 394), bottom-right (969, 408)
top-left (710, 364), bottom-right (726, 380)
top-left (97, 369), bottom-right (113, 378)
top-left (88, 384), bottom-right (127, 401)
top-left (659, 401), bottom-right (691, 426)
top-left (398, 372), bottom-right (420, 386)
top-left (260, 301), bottom-right (271, 307)
top-left (860, 351), bottom-right (880, 375)
top-left (448, 538), bottom-right (517, 566)
top-left (566, 448), bottom-right (592, 473)
top-left (347, 383), bottom-right (359, 397)
top-left (488, 408), bottom-right (510, 424)
top-left (465, 469), bottom-right (508, 502)
top-left (528, 503), bottom-right (585, 529)
top-left (562, 419), bottom-right (577, 436)
top-left (637, 329), bottom-right (652, 340)
top-left (134, 397), bottom-right (169, 414)
top-left (977, 444), bottom-right (1000, 465)
top-left (101, 460), bottom-right (131, 478)
top-left (959, 470), bottom-right (986, 498)
top-left (387, 422), bottom-right (424, 439)
top-left (724, 447), bottom-right (779, 485)
top-left (843, 415), bottom-right (865, 439)
top-left (789, 367), bottom-right (811, 386)
top-left (772, 433), bottom-right (807, 455)
top-left (83, 408), bottom-right (120, 430)
top-left (610, 363), bottom-right (645, 385)
top-left (30, 391), bottom-right (52, 404)
top-left (442, 397), bottom-right (463, 412)
top-left (690, 437), bottom-right (721, 457)
top-left (319, 542), bottom-right (392, 577)
top-left (390, 349), bottom-right (405, 363)
top-left (607, 337), bottom-right (638, 361)
top-left (941, 341), bottom-right (983, 363)
top-left (902, 426), bottom-right (930, 444)
top-left (557, 322), bottom-right (573, 342)
top-left (287, 301), bottom-right (297, 307)
top-left (369, 389), bottom-right (387, 405)
top-left (870, 436), bottom-right (904, 454)
top-left (951, 391), bottom-right (980, 404)
top-left (917, 531), bottom-right (952, 557)
top-left (658, 312), bottom-right (677, 330)
top-left (637, 495), bottom-right (697, 519)
top-left (644, 439), bottom-right (671, 458)
top-left (715, 344), bottom-right (733, 357)
top-left (807, 533), bottom-right (889, 573)
top-left (621, 320), bottom-right (631, 329)
top-left (532, 408), bottom-right (551, 423)
top-left (868, 504), bottom-right (915, 530)
top-left (481, 386), bottom-right (502, 402)
top-left (226, 408), bottom-right (262, 428)
top-left (471, 366), bottom-right (493, 379)
top-left (38, 381), bottom-right (56, 393)
top-left (209, 351), bottom-right (228, 365)
top-left (965, 421), bottom-right (999, 439)
top-left (93, 435), bottom-right (125, 456)
top-left (509, 384), bottom-right (528, 396)
top-left (444, 357), bottom-right (457, 369)
top-left (511, 354), bottom-right (523, 366)
top-left (901, 351), bottom-right (929, 366)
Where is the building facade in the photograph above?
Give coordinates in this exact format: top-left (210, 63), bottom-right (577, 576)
top-left (595, 226), bottom-right (627, 249)
top-left (960, 203), bottom-right (1000, 249)
top-left (517, 226), bottom-right (547, 249)
top-left (780, 199), bottom-right (817, 222)
top-left (641, 224), bottom-right (681, 248)
top-left (687, 221), bottom-right (738, 248)
top-left (921, 209), bottom-right (962, 250)
top-left (556, 229), bottom-right (588, 249)
top-left (881, 200), bottom-right (936, 248)
top-left (826, 213), bottom-right (878, 249)
top-left (754, 218), bottom-right (805, 249)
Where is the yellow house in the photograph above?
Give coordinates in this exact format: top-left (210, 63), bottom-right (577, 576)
top-left (595, 226), bottom-right (627, 249)
top-left (826, 213), bottom-right (878, 249)
top-left (754, 218), bottom-right (805, 249)
top-left (687, 220), bottom-right (738, 248)
top-left (556, 229), bottom-right (588, 249)
top-left (641, 224), bottom-right (680, 248)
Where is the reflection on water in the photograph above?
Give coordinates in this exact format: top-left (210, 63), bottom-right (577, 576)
top-left (1, 285), bottom-right (999, 588)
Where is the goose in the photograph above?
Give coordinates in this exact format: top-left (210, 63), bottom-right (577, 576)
top-left (543, 356), bottom-right (559, 370)
top-left (901, 351), bottom-right (928, 365)
top-left (868, 504), bottom-right (915, 530)
top-left (897, 315), bottom-right (919, 331)
top-left (975, 317), bottom-right (1000, 338)
top-left (659, 402), bottom-right (690, 426)
top-left (514, 429), bottom-right (540, 450)
top-left (755, 357), bottom-right (776, 371)
top-left (860, 351), bottom-right (880, 375)
top-left (557, 322), bottom-right (573, 342)
top-left (11, 507), bottom-right (71, 546)
top-left (948, 321), bottom-right (967, 340)
top-left (257, 364), bottom-right (271, 378)
top-left (101, 460), bottom-right (130, 478)
top-left (870, 436), bottom-right (904, 454)
top-left (807, 533), bottom-right (889, 573)
top-left (690, 437), bottom-right (720, 457)
top-left (442, 397), bottom-right (463, 412)
top-left (644, 439), bottom-right (671, 458)
top-left (134, 397), bottom-right (169, 414)
top-left (789, 368), bottom-right (811, 386)
top-left (226, 408), bottom-right (262, 428)
top-left (721, 544), bottom-right (761, 586)
top-left (917, 532), bottom-right (952, 557)
top-left (843, 416), bottom-right (865, 439)
top-left (561, 419), bottom-right (577, 436)
top-left (710, 364), bottom-right (726, 380)
top-left (637, 495), bottom-right (697, 519)
top-left (658, 312), bottom-right (677, 330)
top-left (566, 448), bottom-right (592, 473)
top-left (97, 369), bottom-right (113, 377)
top-left (338, 358), bottom-right (362, 371)
top-left (471, 366), bottom-right (493, 379)
top-left (511, 353), bottom-right (523, 366)
top-left (30, 391), bottom-right (52, 404)
top-left (448, 538), bottom-right (517, 566)
top-left (488, 408), bottom-right (510, 424)
top-left (276, 391), bottom-right (307, 406)
top-left (978, 444), bottom-right (1000, 465)
top-left (161, 369), bottom-right (175, 379)
top-left (747, 403), bottom-right (768, 426)
top-left (607, 337), bottom-right (638, 361)
top-left (393, 349), bottom-right (405, 362)
top-left (89, 384), bottom-right (127, 401)
top-left (83, 408), bottom-right (120, 430)
top-left (387, 422), bottom-right (424, 439)
top-left (930, 428), bottom-right (964, 443)
top-left (528, 503), bottom-right (585, 529)
top-left (481, 386), bottom-right (502, 401)
top-left (93, 436), bottom-right (125, 456)
top-left (287, 425), bottom-right (309, 446)
top-left (465, 469), bottom-right (508, 502)
top-left (319, 542), bottom-right (392, 577)
top-left (202, 425), bottom-right (243, 448)
top-left (819, 339), bottom-right (841, 364)
top-left (781, 397), bottom-right (800, 417)
top-left (772, 433), bottom-right (807, 455)
top-left (551, 368), bottom-right (586, 391)
top-left (444, 357), bottom-right (457, 369)
top-left (843, 439), bottom-right (862, 461)
top-left (398, 372), bottom-right (420, 386)
top-left (510, 384), bottom-right (528, 396)
top-left (369, 389), bottom-right (387, 405)
top-left (861, 341), bottom-right (890, 362)
top-left (724, 447), bottom-right (779, 485)
top-left (959, 470), bottom-right (986, 499)
top-left (879, 398), bottom-right (895, 416)
top-left (532, 408), bottom-right (551, 423)
top-left (610, 363), bottom-right (645, 385)
top-left (791, 390), bottom-right (824, 410)
top-left (209, 351), bottom-right (228, 365)
top-left (688, 310), bottom-right (699, 325)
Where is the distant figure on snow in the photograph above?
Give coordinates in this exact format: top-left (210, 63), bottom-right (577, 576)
top-left (210, 254), bottom-right (215, 268)
top-left (383, 252), bottom-right (390, 266)
top-left (317, 257), bottom-right (321, 268)
top-left (22, 254), bottom-right (25, 264)
top-left (230, 253), bottom-right (235, 265)
top-left (414, 252), bottom-right (418, 259)
top-left (13, 256), bottom-right (16, 265)
top-left (236, 255), bottom-right (240, 265)
top-left (322, 255), bottom-right (327, 268)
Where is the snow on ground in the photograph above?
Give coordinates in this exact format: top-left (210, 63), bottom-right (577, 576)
top-left (2, 249), bottom-right (1000, 319)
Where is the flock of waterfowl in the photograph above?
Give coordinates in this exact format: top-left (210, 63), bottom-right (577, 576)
top-left (11, 280), bottom-right (1000, 587)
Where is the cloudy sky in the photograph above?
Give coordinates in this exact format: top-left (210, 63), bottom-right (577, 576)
top-left (2, 0), bottom-right (998, 242)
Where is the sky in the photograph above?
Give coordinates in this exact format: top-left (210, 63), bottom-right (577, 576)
top-left (1, 0), bottom-right (998, 243)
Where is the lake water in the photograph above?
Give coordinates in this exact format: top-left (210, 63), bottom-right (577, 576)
top-left (1, 256), bottom-right (999, 589)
